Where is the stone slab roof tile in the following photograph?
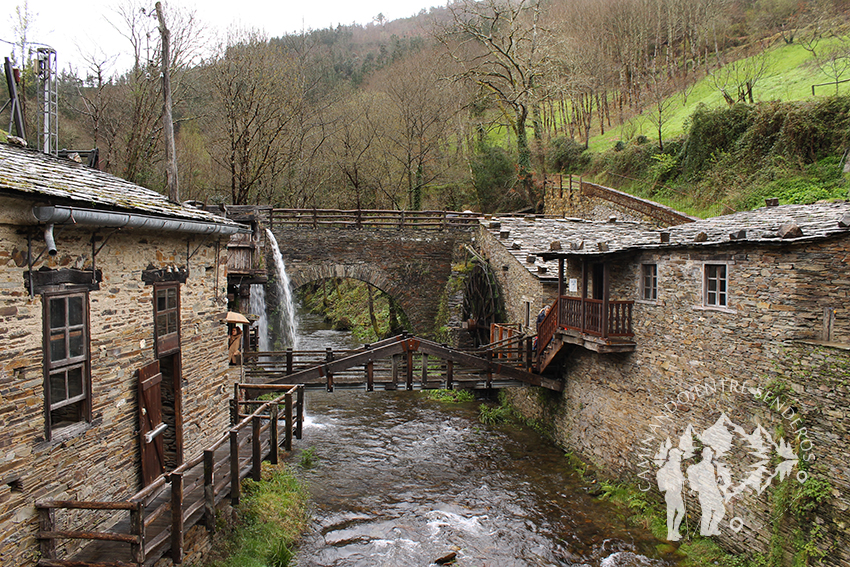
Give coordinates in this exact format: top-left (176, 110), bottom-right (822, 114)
top-left (486, 202), bottom-right (850, 280)
top-left (0, 143), bottom-right (239, 227)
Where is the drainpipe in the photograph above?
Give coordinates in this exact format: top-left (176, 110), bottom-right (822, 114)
top-left (44, 224), bottom-right (57, 255)
top-left (32, 205), bottom-right (250, 235)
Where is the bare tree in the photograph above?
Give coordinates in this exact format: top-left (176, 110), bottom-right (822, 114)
top-left (367, 49), bottom-right (453, 210)
top-left (155, 1), bottom-right (178, 202)
top-left (438, 0), bottom-right (546, 200)
top-left (710, 42), bottom-right (772, 104)
top-left (205, 29), bottom-right (305, 205)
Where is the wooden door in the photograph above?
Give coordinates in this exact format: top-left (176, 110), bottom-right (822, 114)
top-left (138, 360), bottom-right (166, 486)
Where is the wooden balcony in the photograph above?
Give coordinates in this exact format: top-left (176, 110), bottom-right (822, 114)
top-left (538, 296), bottom-right (636, 358)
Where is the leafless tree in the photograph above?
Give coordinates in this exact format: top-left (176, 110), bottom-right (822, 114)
top-left (438, 0), bottom-right (546, 190)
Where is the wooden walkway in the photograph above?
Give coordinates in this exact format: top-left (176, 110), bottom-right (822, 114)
top-left (35, 385), bottom-right (304, 567)
top-left (243, 334), bottom-right (564, 392)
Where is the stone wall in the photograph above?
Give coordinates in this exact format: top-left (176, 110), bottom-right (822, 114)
top-left (504, 235), bottom-right (850, 564)
top-left (0, 197), bottom-right (238, 567)
top-left (271, 225), bottom-right (475, 338)
top-left (543, 175), bottom-right (696, 227)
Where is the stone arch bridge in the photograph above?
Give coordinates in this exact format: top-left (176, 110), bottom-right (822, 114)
top-left (225, 208), bottom-right (480, 337)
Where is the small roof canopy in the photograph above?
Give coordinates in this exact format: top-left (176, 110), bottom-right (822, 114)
top-left (224, 311), bottom-right (250, 324)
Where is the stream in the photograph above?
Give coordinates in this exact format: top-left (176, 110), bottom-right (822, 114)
top-left (290, 305), bottom-right (677, 567)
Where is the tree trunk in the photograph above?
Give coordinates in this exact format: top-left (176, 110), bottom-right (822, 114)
top-left (155, 2), bottom-right (179, 203)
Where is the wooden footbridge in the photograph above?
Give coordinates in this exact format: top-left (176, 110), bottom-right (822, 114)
top-left (243, 333), bottom-right (564, 393)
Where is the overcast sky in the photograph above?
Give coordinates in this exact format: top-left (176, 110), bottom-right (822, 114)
top-left (1, 0), bottom-right (441, 72)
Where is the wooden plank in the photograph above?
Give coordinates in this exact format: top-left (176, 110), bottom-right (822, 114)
top-left (38, 561), bottom-right (138, 567)
top-left (296, 387), bottom-right (304, 440)
top-left (284, 393), bottom-right (293, 452)
top-left (35, 501), bottom-right (138, 511)
top-left (37, 530), bottom-right (139, 544)
top-left (252, 415), bottom-right (262, 481)
top-left (38, 507), bottom-right (56, 559)
top-left (229, 430), bottom-right (240, 505)
top-left (203, 450), bottom-right (215, 533)
top-left (270, 404), bottom-right (279, 464)
top-left (170, 472), bottom-right (184, 563)
top-left (130, 503), bottom-right (143, 563)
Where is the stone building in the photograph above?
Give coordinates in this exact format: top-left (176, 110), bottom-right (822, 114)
top-left (0, 143), bottom-right (248, 566)
top-left (480, 202), bottom-right (850, 563)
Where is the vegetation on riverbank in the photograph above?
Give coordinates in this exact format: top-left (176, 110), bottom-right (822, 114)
top-left (425, 388), bottom-right (475, 403)
top-left (298, 279), bottom-right (408, 343)
top-left (205, 462), bottom-right (310, 567)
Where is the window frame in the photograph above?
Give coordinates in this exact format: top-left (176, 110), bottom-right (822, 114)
top-left (703, 263), bottom-right (729, 308)
top-left (43, 290), bottom-right (92, 440)
top-left (154, 282), bottom-right (181, 357)
top-left (640, 263), bottom-right (658, 302)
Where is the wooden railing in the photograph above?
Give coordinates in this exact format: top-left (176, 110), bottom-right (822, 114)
top-left (558, 296), bottom-right (634, 337)
top-left (264, 208), bottom-right (481, 230)
top-left (537, 298), bottom-right (560, 353)
top-left (35, 384), bottom-right (304, 566)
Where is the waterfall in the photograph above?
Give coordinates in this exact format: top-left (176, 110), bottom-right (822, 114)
top-left (248, 283), bottom-right (270, 352)
top-left (265, 228), bottom-right (299, 349)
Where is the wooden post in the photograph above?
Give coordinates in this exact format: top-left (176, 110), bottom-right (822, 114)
top-left (270, 404), bottom-right (279, 464)
top-left (326, 347), bottom-right (334, 392)
top-left (526, 336), bottom-right (533, 371)
top-left (204, 449), bottom-right (216, 533)
top-left (486, 349), bottom-right (493, 389)
top-left (286, 348), bottom-right (293, 375)
top-left (38, 507), bottom-right (56, 560)
top-left (171, 471), bottom-right (184, 563)
top-left (252, 415), bottom-right (262, 481)
top-left (131, 501), bottom-right (144, 563)
top-left (366, 360), bottom-right (374, 392)
top-left (390, 354), bottom-right (399, 390)
top-left (231, 383), bottom-right (241, 425)
top-left (229, 430), bottom-right (240, 505)
top-left (296, 386), bottom-right (304, 440)
top-left (446, 359), bottom-right (454, 390)
top-left (581, 260), bottom-right (588, 334)
top-left (405, 350), bottom-right (414, 391)
top-left (155, 2), bottom-right (179, 203)
top-left (421, 354), bottom-right (428, 388)
top-left (602, 262), bottom-right (610, 339)
top-left (285, 392), bottom-right (293, 451)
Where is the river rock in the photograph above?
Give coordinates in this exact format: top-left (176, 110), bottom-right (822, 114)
top-left (434, 552), bottom-right (457, 565)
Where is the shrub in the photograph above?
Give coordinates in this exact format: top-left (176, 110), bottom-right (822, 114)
top-left (547, 136), bottom-right (590, 173)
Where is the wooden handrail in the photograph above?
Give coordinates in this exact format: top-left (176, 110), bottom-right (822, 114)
top-left (36, 383), bottom-right (305, 564)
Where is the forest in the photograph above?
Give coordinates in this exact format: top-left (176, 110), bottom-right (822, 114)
top-left (5, 0), bottom-right (850, 216)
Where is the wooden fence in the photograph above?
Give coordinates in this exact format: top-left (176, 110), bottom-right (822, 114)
top-left (264, 208), bottom-right (481, 230)
top-left (35, 384), bottom-right (304, 566)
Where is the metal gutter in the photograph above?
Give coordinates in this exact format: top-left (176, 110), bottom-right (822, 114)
top-left (32, 205), bottom-right (251, 235)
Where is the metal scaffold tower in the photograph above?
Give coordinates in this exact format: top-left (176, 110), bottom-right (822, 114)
top-left (37, 47), bottom-right (58, 156)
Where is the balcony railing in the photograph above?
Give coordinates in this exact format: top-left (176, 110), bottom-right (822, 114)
top-left (559, 296), bottom-right (633, 338)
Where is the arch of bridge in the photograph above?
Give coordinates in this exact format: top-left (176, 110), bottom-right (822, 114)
top-left (272, 226), bottom-right (473, 337)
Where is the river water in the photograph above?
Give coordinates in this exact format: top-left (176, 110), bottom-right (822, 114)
top-left (291, 306), bottom-right (676, 567)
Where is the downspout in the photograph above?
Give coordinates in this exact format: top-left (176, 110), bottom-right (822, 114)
top-left (44, 224), bottom-right (57, 255)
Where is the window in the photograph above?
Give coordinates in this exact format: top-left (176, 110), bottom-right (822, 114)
top-left (154, 283), bottom-right (180, 356)
top-left (704, 264), bottom-right (728, 307)
top-left (641, 264), bottom-right (657, 301)
top-left (44, 291), bottom-right (91, 439)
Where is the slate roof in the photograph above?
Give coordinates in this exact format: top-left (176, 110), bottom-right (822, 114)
top-left (0, 143), bottom-right (241, 228)
top-left (484, 201), bottom-right (850, 279)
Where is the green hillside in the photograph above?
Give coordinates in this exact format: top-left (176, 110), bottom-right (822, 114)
top-left (588, 36), bottom-right (850, 153)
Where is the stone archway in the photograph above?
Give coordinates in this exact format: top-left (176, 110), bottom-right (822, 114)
top-left (269, 226), bottom-right (474, 337)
